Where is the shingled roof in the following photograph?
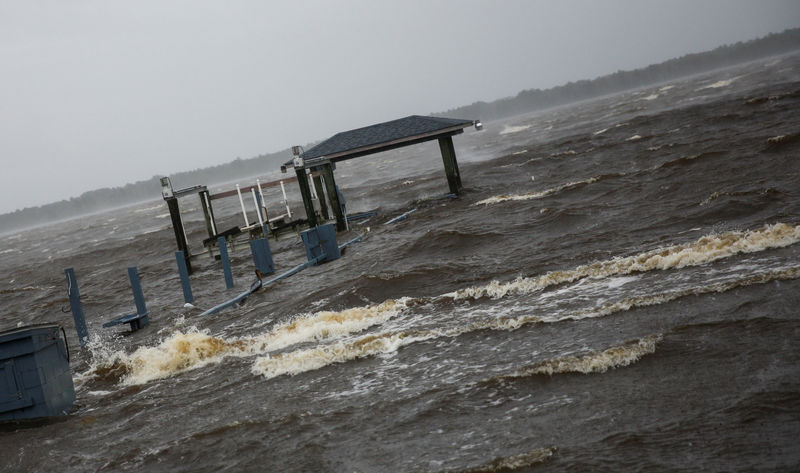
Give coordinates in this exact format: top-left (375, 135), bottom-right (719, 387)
top-left (294, 115), bottom-right (475, 166)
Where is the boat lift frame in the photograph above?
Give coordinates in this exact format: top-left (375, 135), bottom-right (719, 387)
top-left (160, 176), bottom-right (299, 274)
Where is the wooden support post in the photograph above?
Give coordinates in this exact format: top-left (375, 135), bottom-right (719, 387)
top-left (312, 173), bottom-right (329, 220)
top-left (438, 136), bottom-right (462, 195)
top-left (295, 167), bottom-right (317, 227)
top-left (199, 190), bottom-right (217, 241)
top-left (320, 163), bottom-right (346, 231)
top-left (166, 197), bottom-right (192, 273)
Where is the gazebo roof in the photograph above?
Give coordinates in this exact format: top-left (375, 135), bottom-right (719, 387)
top-left (291, 115), bottom-right (475, 167)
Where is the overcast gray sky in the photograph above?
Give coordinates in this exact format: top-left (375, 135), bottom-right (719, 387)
top-left (1, 0), bottom-right (798, 214)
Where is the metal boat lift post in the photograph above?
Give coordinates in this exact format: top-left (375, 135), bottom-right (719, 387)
top-left (161, 177), bottom-right (210, 274)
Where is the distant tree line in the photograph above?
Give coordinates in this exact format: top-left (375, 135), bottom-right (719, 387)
top-left (435, 28), bottom-right (800, 121)
top-left (2, 28), bottom-right (799, 233)
top-left (0, 148), bottom-right (295, 233)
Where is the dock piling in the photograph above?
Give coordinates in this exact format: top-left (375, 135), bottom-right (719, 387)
top-left (218, 236), bottom-right (235, 289)
top-left (200, 190), bottom-right (217, 242)
top-left (166, 197), bottom-right (192, 273)
top-left (312, 174), bottom-right (330, 220)
top-left (249, 238), bottom-right (275, 276)
top-left (175, 251), bottom-right (194, 304)
top-left (64, 268), bottom-right (89, 348)
top-left (438, 136), bottom-right (462, 195)
top-left (321, 163), bottom-right (346, 231)
top-left (128, 267), bottom-right (148, 320)
top-left (295, 167), bottom-right (318, 227)
top-left (279, 180), bottom-right (292, 218)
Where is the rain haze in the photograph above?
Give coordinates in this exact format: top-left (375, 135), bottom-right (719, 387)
top-left (0, 0), bottom-right (797, 215)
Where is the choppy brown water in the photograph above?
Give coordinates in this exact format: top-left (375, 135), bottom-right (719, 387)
top-left (2, 52), bottom-right (800, 472)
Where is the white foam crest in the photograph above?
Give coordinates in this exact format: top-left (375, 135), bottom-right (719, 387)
top-left (626, 134), bottom-right (642, 141)
top-left (593, 128), bottom-right (608, 135)
top-left (80, 226), bottom-right (800, 386)
top-left (134, 203), bottom-right (164, 213)
top-left (491, 266), bottom-right (800, 329)
top-left (250, 275), bottom-right (693, 380)
top-left (499, 124), bottom-right (532, 135)
top-left (249, 298), bottom-right (411, 352)
top-left (81, 299), bottom-right (410, 386)
top-left (252, 331), bottom-right (437, 379)
top-left (447, 223), bottom-right (800, 300)
top-left (474, 176), bottom-right (599, 205)
top-left (642, 94), bottom-right (659, 101)
top-left (518, 334), bottom-right (661, 376)
top-left (698, 78), bottom-right (735, 90)
top-left (459, 447), bottom-right (556, 471)
top-left (251, 273), bottom-right (726, 380)
top-left (766, 135), bottom-right (791, 145)
top-left (550, 149), bottom-right (576, 157)
top-left (226, 265), bottom-right (800, 381)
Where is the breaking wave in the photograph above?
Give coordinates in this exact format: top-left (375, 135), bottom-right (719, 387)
top-left (81, 299), bottom-right (410, 385)
top-left (499, 124), bottom-right (532, 135)
top-left (500, 334), bottom-right (661, 379)
top-left (765, 132), bottom-right (800, 151)
top-left (474, 176), bottom-right (603, 205)
top-left (251, 267), bottom-right (799, 380)
top-left (82, 224), bottom-right (800, 386)
top-left (478, 150), bottom-right (728, 206)
top-left (252, 331), bottom-right (431, 379)
top-left (447, 223), bottom-right (800, 301)
top-left (0, 285), bottom-right (53, 294)
top-left (698, 78), bottom-right (736, 90)
top-left (440, 447), bottom-right (556, 472)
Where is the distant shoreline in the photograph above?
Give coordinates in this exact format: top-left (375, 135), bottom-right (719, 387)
top-left (2, 28), bottom-right (798, 233)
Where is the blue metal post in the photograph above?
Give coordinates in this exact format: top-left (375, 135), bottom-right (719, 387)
top-left (175, 251), bottom-right (194, 304)
top-left (218, 236), bottom-right (234, 289)
top-left (249, 238), bottom-right (275, 275)
top-left (127, 267), bottom-right (147, 316)
top-left (64, 268), bottom-right (89, 348)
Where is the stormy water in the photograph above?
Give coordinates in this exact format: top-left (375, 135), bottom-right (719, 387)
top-left (2, 51), bottom-right (800, 472)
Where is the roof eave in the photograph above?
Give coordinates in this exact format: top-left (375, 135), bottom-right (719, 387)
top-left (303, 123), bottom-right (471, 167)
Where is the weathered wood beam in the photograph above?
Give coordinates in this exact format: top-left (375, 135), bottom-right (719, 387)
top-left (320, 163), bottom-right (346, 231)
top-left (295, 167), bottom-right (317, 227)
top-left (166, 197), bottom-right (192, 273)
top-left (438, 136), bottom-right (462, 195)
top-left (312, 173), bottom-right (329, 220)
top-left (199, 190), bottom-right (217, 242)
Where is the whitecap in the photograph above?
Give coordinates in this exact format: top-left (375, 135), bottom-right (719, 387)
top-left (697, 78), bottom-right (736, 90)
top-left (500, 124), bottom-right (532, 135)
